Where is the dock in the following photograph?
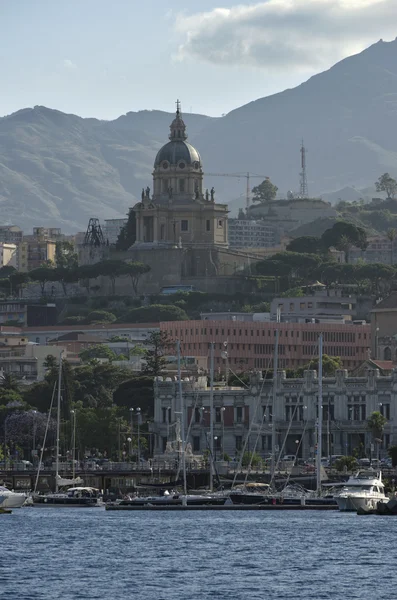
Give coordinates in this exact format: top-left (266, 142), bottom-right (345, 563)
top-left (106, 503), bottom-right (338, 511)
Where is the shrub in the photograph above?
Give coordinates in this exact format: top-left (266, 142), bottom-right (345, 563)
top-left (86, 310), bottom-right (117, 324)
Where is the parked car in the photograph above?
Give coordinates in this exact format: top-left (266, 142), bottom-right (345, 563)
top-left (358, 458), bottom-right (370, 467)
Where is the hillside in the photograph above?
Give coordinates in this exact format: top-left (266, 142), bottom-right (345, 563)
top-left (1, 38), bottom-right (397, 231)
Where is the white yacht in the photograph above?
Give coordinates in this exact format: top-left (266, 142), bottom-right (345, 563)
top-left (336, 470), bottom-right (387, 512)
top-left (0, 485), bottom-right (27, 508)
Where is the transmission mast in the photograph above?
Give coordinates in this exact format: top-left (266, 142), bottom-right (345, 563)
top-left (299, 140), bottom-right (308, 198)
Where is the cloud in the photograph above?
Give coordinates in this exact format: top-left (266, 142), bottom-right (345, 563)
top-left (63, 59), bottom-right (77, 70)
top-left (175, 0), bottom-right (397, 71)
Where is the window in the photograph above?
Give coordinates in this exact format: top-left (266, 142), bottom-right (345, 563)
top-left (193, 436), bottom-right (200, 452)
top-left (206, 220), bottom-right (211, 232)
top-left (162, 437), bottom-right (168, 453)
top-left (179, 179), bottom-right (185, 192)
top-left (215, 407), bottom-right (221, 423)
top-left (235, 436), bottom-right (242, 451)
top-left (380, 403), bottom-right (390, 420)
top-left (236, 406), bottom-right (243, 424)
top-left (181, 220), bottom-right (188, 232)
top-left (218, 220), bottom-right (223, 228)
top-left (160, 224), bottom-right (165, 240)
top-left (162, 408), bottom-right (169, 423)
top-left (194, 408), bottom-right (201, 423)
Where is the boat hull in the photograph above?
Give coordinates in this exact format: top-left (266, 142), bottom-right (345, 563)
top-left (118, 496), bottom-right (227, 507)
top-left (33, 496), bottom-right (102, 507)
top-left (336, 495), bottom-right (385, 512)
top-left (1, 494), bottom-right (26, 508)
top-left (229, 493), bottom-right (336, 506)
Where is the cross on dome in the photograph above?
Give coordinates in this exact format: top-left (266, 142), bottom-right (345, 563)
top-left (169, 99), bottom-right (187, 141)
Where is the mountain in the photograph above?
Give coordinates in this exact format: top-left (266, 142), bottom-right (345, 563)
top-left (0, 107), bottom-right (215, 231)
top-left (1, 38), bottom-right (397, 231)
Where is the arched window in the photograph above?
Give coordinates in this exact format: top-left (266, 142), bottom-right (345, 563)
top-left (384, 347), bottom-right (392, 361)
top-left (179, 179), bottom-right (185, 192)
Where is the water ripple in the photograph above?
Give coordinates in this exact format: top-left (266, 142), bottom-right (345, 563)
top-left (1, 509), bottom-right (396, 599)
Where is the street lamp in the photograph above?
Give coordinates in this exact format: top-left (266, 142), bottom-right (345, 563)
top-left (127, 437), bottom-right (132, 458)
top-left (214, 436), bottom-right (218, 462)
top-left (70, 409), bottom-right (76, 479)
top-left (136, 407), bottom-right (141, 466)
top-left (129, 407), bottom-right (134, 439)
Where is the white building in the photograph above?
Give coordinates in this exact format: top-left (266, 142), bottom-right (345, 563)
top-left (152, 369), bottom-right (394, 459)
top-left (228, 219), bottom-right (277, 248)
top-left (0, 243), bottom-right (18, 268)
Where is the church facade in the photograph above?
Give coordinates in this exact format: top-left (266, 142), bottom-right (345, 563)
top-left (133, 103), bottom-right (228, 249)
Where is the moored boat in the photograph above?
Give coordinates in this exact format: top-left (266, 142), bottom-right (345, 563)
top-left (33, 487), bottom-right (103, 507)
top-left (336, 470), bottom-right (386, 512)
top-left (0, 485), bottom-right (27, 508)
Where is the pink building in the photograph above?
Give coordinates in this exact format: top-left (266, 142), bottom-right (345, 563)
top-left (160, 320), bottom-right (371, 372)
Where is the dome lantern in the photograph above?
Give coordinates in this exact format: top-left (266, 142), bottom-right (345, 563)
top-left (169, 99), bottom-right (187, 141)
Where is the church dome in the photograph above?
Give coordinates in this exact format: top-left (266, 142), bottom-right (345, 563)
top-left (154, 101), bottom-right (202, 168)
top-left (154, 140), bottom-right (201, 168)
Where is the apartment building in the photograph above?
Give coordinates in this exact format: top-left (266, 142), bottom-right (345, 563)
top-left (18, 239), bottom-right (56, 271)
top-left (0, 243), bottom-right (17, 268)
top-left (160, 320), bottom-right (371, 372)
top-left (270, 292), bottom-right (357, 323)
top-left (0, 226), bottom-right (23, 245)
top-left (228, 219), bottom-right (277, 248)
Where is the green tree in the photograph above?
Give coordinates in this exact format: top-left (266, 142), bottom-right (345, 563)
top-left (334, 456), bottom-right (358, 472)
top-left (116, 208), bottom-right (136, 251)
top-left (252, 178), bottom-right (278, 203)
top-left (86, 310), bottom-right (117, 324)
top-left (286, 236), bottom-right (322, 255)
top-left (255, 260), bottom-right (293, 278)
top-left (119, 304), bottom-right (189, 323)
top-left (113, 376), bottom-right (155, 417)
top-left (79, 345), bottom-right (118, 363)
top-left (241, 451), bottom-right (263, 467)
top-left (359, 263), bottom-right (395, 296)
top-left (29, 266), bottom-right (58, 295)
top-left (367, 410), bottom-right (387, 460)
top-left (55, 241), bottom-right (78, 269)
top-left (97, 260), bottom-right (128, 295)
top-left (120, 261), bottom-right (151, 295)
top-left (76, 263), bottom-right (103, 294)
top-left (321, 222), bottom-right (368, 263)
top-left (142, 331), bottom-right (174, 376)
top-left (375, 173), bottom-right (397, 199)
top-left (52, 267), bottom-right (79, 296)
top-left (9, 271), bottom-right (30, 296)
top-left (295, 355), bottom-right (342, 378)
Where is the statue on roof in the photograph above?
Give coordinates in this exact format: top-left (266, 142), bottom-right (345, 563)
top-left (145, 186), bottom-right (150, 199)
top-left (205, 189), bottom-right (209, 201)
top-left (141, 188), bottom-right (145, 201)
top-left (210, 187), bottom-right (215, 201)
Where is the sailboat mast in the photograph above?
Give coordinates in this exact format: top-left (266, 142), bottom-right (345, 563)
top-left (270, 329), bottom-right (279, 481)
top-left (55, 351), bottom-right (63, 493)
top-left (316, 334), bottom-right (323, 495)
top-left (209, 341), bottom-right (215, 493)
top-left (177, 340), bottom-right (187, 497)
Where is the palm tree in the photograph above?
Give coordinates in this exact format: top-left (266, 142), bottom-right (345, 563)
top-left (387, 228), bottom-right (397, 265)
top-left (367, 411), bottom-right (387, 461)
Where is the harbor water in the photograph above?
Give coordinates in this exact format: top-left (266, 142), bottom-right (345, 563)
top-left (2, 508), bottom-right (396, 599)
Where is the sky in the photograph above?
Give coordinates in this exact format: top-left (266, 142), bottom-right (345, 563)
top-left (1, 0), bottom-right (397, 120)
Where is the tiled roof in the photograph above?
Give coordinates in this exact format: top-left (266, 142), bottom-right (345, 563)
top-left (22, 322), bottom-right (158, 332)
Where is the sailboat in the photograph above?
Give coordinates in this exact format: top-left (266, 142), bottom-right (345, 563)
top-left (33, 351), bottom-right (102, 507)
top-left (229, 333), bottom-right (336, 507)
top-left (116, 341), bottom-right (227, 509)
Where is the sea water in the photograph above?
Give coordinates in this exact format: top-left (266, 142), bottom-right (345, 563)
top-left (1, 508), bottom-right (396, 599)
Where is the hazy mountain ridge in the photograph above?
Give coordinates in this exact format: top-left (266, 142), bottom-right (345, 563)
top-left (1, 39), bottom-right (397, 231)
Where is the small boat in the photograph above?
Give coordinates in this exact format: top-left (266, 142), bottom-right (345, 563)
top-left (116, 489), bottom-right (227, 507)
top-left (0, 485), bottom-right (27, 508)
top-left (336, 470), bottom-right (386, 512)
top-left (33, 487), bottom-right (103, 507)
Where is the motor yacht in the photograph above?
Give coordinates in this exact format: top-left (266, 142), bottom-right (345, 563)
top-left (0, 485), bottom-right (27, 508)
top-left (336, 470), bottom-right (387, 512)
top-left (116, 489), bottom-right (227, 507)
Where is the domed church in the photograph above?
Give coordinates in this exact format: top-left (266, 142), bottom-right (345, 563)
top-left (133, 101), bottom-right (228, 248)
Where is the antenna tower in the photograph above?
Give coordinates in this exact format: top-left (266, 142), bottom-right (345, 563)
top-left (83, 218), bottom-right (106, 247)
top-left (299, 140), bottom-right (308, 198)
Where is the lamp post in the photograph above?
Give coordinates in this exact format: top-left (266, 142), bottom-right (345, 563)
top-left (70, 409), bottom-right (76, 480)
top-left (136, 407), bottom-right (141, 465)
top-left (375, 327), bottom-right (380, 359)
top-left (220, 407), bottom-right (225, 459)
top-left (127, 437), bottom-right (132, 458)
top-left (129, 407), bottom-right (134, 438)
top-left (214, 436), bottom-right (218, 462)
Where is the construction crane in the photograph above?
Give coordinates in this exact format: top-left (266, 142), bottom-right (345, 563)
top-left (206, 172), bottom-right (269, 210)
